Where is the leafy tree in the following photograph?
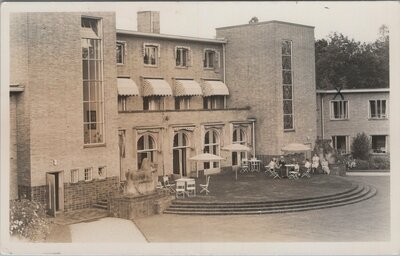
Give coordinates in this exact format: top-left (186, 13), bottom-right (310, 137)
top-left (351, 133), bottom-right (371, 160)
top-left (315, 26), bottom-right (389, 89)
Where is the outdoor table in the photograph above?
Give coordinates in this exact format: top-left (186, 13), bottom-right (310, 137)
top-left (285, 164), bottom-right (296, 177)
top-left (176, 177), bottom-right (196, 196)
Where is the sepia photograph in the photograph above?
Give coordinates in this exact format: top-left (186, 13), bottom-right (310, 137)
top-left (1, 1), bottom-right (399, 255)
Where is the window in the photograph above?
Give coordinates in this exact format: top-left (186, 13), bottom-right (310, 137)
top-left (84, 167), bottom-right (93, 181)
top-left (175, 47), bottom-right (190, 67)
top-left (369, 100), bottom-right (387, 119)
top-left (232, 128), bottom-right (247, 166)
top-left (282, 40), bottom-right (294, 130)
top-left (118, 96), bottom-right (127, 111)
top-left (203, 96), bottom-right (225, 109)
top-left (137, 134), bottom-right (157, 169)
top-left (203, 49), bottom-right (219, 69)
top-left (82, 17), bottom-right (104, 145)
top-left (332, 136), bottom-right (349, 155)
top-left (371, 135), bottom-right (387, 153)
top-left (330, 101), bottom-right (349, 120)
top-left (70, 169), bottom-right (79, 183)
top-left (175, 96), bottom-right (190, 110)
top-left (143, 96), bottom-right (164, 110)
top-left (204, 130), bottom-right (220, 169)
top-left (116, 41), bottom-right (125, 64)
top-left (173, 132), bottom-right (190, 176)
top-left (98, 166), bottom-right (107, 179)
top-left (143, 44), bottom-right (159, 66)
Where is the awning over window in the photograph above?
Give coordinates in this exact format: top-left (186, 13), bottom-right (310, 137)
top-left (117, 78), bottom-right (139, 96)
top-left (175, 80), bottom-right (203, 96)
top-left (202, 80), bottom-right (229, 97)
top-left (143, 79), bottom-right (173, 96)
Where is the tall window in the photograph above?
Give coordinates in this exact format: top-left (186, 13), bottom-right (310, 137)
top-left (330, 100), bottom-right (349, 120)
top-left (84, 167), bottom-right (93, 181)
top-left (204, 130), bottom-right (220, 169)
top-left (232, 128), bottom-right (247, 166)
top-left (175, 97), bottom-right (191, 110)
top-left (98, 166), bottom-right (107, 179)
top-left (175, 47), bottom-right (190, 67)
top-left (203, 96), bottom-right (225, 109)
top-left (137, 134), bottom-right (157, 169)
top-left (143, 96), bottom-right (164, 110)
top-left (369, 100), bottom-right (387, 119)
top-left (143, 44), bottom-right (159, 66)
top-left (282, 40), bottom-right (294, 130)
top-left (82, 17), bottom-right (104, 145)
top-left (332, 136), bottom-right (349, 155)
top-left (173, 132), bottom-right (190, 176)
top-left (371, 135), bottom-right (387, 153)
top-left (116, 41), bottom-right (125, 64)
top-left (118, 96), bottom-right (127, 111)
top-left (70, 169), bottom-right (79, 183)
top-left (204, 49), bottom-right (219, 69)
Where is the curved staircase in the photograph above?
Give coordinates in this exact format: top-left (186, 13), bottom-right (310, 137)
top-left (164, 183), bottom-right (376, 215)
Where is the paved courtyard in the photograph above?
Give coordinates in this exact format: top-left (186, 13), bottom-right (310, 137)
top-left (134, 175), bottom-right (390, 242)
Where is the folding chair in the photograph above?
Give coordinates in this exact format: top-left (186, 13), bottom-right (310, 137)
top-left (200, 176), bottom-right (211, 195)
top-left (175, 180), bottom-right (186, 199)
top-left (186, 180), bottom-right (196, 197)
top-left (163, 176), bottom-right (176, 193)
top-left (265, 166), bottom-right (281, 179)
top-left (288, 170), bottom-right (299, 180)
top-left (240, 161), bottom-right (249, 174)
top-left (301, 167), bottom-right (311, 178)
top-left (156, 181), bottom-right (164, 190)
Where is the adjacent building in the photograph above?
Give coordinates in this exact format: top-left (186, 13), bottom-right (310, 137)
top-left (13, 10), bottom-right (373, 214)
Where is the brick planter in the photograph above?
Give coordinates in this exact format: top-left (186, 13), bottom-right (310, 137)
top-left (109, 190), bottom-right (174, 219)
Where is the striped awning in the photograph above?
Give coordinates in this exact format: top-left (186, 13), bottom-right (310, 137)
top-left (117, 78), bottom-right (139, 96)
top-left (202, 80), bottom-right (229, 97)
top-left (175, 80), bottom-right (203, 96)
top-left (143, 79), bottom-right (173, 96)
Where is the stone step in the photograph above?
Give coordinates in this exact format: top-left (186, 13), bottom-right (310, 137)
top-left (169, 185), bottom-right (363, 209)
top-left (164, 185), bottom-right (376, 215)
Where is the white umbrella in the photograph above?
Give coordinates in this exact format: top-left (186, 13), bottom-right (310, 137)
top-left (189, 153), bottom-right (224, 178)
top-left (281, 143), bottom-right (311, 153)
top-left (222, 144), bottom-right (251, 152)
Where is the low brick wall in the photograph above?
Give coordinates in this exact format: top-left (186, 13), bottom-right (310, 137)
top-left (64, 176), bottom-right (119, 212)
top-left (109, 190), bottom-right (174, 219)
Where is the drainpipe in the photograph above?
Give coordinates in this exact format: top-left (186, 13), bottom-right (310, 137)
top-left (321, 95), bottom-right (325, 140)
top-left (247, 118), bottom-right (256, 157)
top-left (222, 43), bottom-right (226, 83)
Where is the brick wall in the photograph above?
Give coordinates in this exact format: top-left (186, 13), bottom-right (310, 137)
top-left (10, 94), bottom-right (18, 199)
top-left (217, 21), bottom-right (317, 155)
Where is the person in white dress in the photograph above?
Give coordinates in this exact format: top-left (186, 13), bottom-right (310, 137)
top-left (321, 158), bottom-right (330, 175)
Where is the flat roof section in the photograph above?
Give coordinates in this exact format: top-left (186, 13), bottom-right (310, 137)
top-left (117, 29), bottom-right (227, 44)
top-left (316, 88), bottom-right (390, 94)
top-left (216, 20), bottom-right (315, 30)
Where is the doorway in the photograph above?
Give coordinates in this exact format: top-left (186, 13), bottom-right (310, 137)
top-left (173, 132), bottom-right (189, 177)
top-left (46, 171), bottom-right (64, 217)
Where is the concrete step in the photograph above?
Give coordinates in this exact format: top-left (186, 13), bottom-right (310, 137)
top-left (164, 185), bottom-right (376, 215)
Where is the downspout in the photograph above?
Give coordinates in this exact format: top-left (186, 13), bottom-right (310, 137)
top-left (222, 43), bottom-right (226, 83)
top-left (321, 94), bottom-right (325, 140)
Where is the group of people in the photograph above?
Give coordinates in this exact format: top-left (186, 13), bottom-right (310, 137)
top-left (267, 153), bottom-right (330, 178)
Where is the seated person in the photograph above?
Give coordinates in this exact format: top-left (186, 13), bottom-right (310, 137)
top-left (267, 158), bottom-right (277, 171)
top-left (312, 154), bottom-right (320, 174)
top-left (293, 161), bottom-right (300, 176)
top-left (321, 158), bottom-right (330, 175)
top-left (300, 158), bottom-right (311, 176)
top-left (277, 156), bottom-right (286, 176)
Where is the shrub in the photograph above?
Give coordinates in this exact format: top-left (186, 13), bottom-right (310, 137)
top-left (369, 154), bottom-right (390, 169)
top-left (351, 133), bottom-right (371, 160)
top-left (9, 199), bottom-right (50, 241)
top-left (352, 159), bottom-right (370, 170)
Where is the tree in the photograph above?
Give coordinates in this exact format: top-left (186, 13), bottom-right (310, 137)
top-left (315, 26), bottom-right (389, 89)
top-left (351, 133), bottom-right (371, 160)
top-left (249, 16), bottom-right (259, 24)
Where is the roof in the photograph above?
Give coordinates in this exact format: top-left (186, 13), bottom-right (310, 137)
top-left (316, 88), bottom-right (390, 94)
top-left (117, 78), bottom-right (139, 96)
top-left (117, 29), bottom-right (227, 44)
top-left (216, 20), bottom-right (314, 31)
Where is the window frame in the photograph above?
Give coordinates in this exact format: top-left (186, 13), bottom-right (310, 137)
top-left (70, 169), bottom-right (79, 184)
top-left (98, 166), bottom-right (107, 179)
top-left (116, 41), bottom-right (126, 65)
top-left (203, 129), bottom-right (221, 169)
top-left (330, 100), bottom-right (349, 120)
top-left (203, 96), bottom-right (226, 110)
top-left (370, 135), bottom-right (388, 153)
top-left (232, 128), bottom-right (248, 166)
top-left (143, 96), bottom-right (165, 111)
top-left (369, 99), bottom-right (387, 119)
top-left (282, 40), bottom-right (294, 131)
top-left (175, 96), bottom-right (191, 110)
top-left (143, 43), bottom-right (160, 67)
top-left (118, 95), bottom-right (128, 111)
top-left (84, 167), bottom-right (93, 182)
top-left (137, 134), bottom-right (158, 169)
top-left (331, 135), bottom-right (350, 155)
top-left (175, 46), bottom-right (191, 68)
top-left (203, 48), bottom-right (219, 69)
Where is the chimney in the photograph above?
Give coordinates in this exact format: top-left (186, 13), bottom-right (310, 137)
top-left (137, 11), bottom-right (160, 34)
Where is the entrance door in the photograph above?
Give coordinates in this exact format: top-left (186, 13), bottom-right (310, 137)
top-left (173, 132), bottom-right (189, 177)
top-left (46, 172), bottom-right (64, 217)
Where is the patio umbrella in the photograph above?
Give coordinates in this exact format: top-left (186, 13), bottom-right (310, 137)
top-left (189, 153), bottom-right (224, 178)
top-left (281, 143), bottom-right (311, 153)
top-left (222, 144), bottom-right (251, 180)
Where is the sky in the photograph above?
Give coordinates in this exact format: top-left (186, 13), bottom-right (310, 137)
top-left (1, 1), bottom-right (398, 43)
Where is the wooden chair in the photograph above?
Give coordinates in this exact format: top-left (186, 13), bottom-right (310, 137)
top-left (175, 180), bottom-right (186, 199)
top-left (186, 180), bottom-right (196, 197)
top-left (163, 176), bottom-right (176, 192)
top-left (200, 176), bottom-right (211, 195)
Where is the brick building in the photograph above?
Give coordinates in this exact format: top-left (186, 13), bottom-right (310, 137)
top-left (9, 11), bottom-right (318, 213)
top-left (316, 88), bottom-right (390, 155)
